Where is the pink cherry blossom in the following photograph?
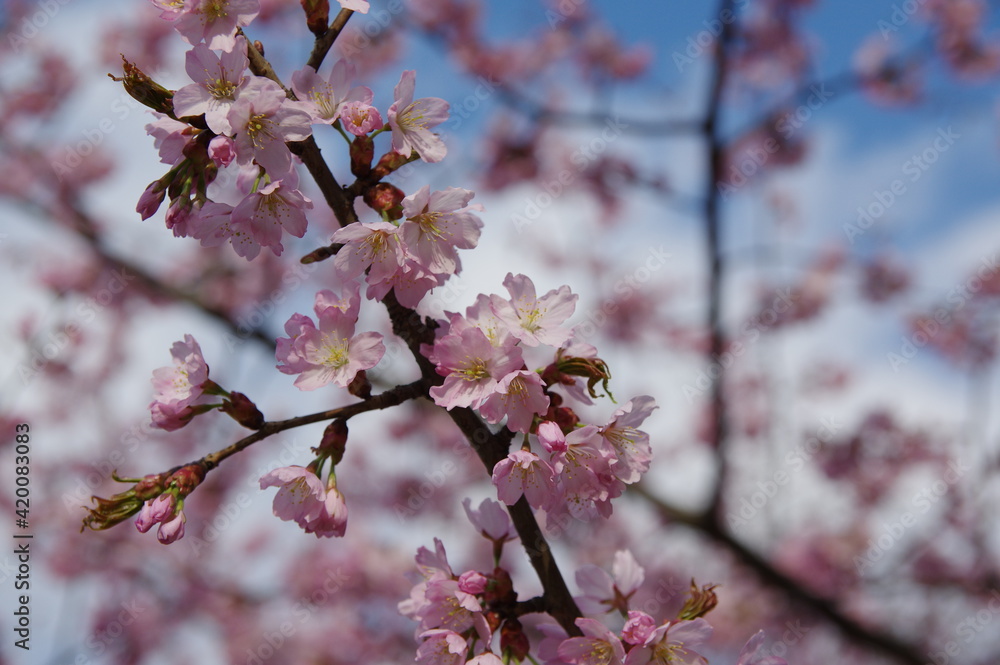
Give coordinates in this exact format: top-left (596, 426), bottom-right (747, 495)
top-left (557, 618), bottom-right (626, 665)
top-left (172, 37), bottom-right (249, 134)
top-left (228, 77), bottom-right (313, 177)
top-left (492, 273), bottom-right (578, 347)
top-left (259, 465), bottom-right (348, 538)
top-left (399, 185), bottom-right (484, 275)
top-left (136, 181), bottom-right (167, 220)
top-left (462, 497), bottom-right (516, 543)
top-left (259, 465), bottom-right (326, 524)
top-left (135, 494), bottom-right (177, 533)
top-left (207, 135), bottom-right (236, 166)
top-left (146, 115), bottom-right (193, 166)
top-left (229, 172), bottom-right (313, 259)
top-left (156, 510), bottom-right (186, 544)
top-left (330, 221), bottom-right (405, 285)
top-left (735, 631), bottom-right (788, 665)
top-left (276, 304), bottom-right (385, 390)
top-left (339, 101), bottom-right (384, 135)
top-left (598, 396), bottom-right (657, 484)
top-left (624, 619), bottom-right (713, 665)
top-left (290, 60), bottom-right (373, 125)
top-left (543, 424), bottom-right (620, 520)
top-left (300, 483), bottom-right (348, 537)
top-left (149, 334), bottom-right (210, 431)
top-left (416, 630), bottom-right (466, 665)
top-left (575, 550), bottom-right (645, 614)
top-left (172, 0), bottom-right (260, 52)
top-left (622, 611), bottom-right (657, 646)
top-left (478, 370), bottom-right (549, 433)
top-left (467, 653), bottom-right (504, 665)
top-left (428, 328), bottom-right (524, 409)
top-left (492, 449), bottom-right (558, 510)
top-left (420, 578), bottom-right (482, 632)
top-left (363, 258), bottom-right (445, 307)
top-left (387, 70), bottom-right (450, 163)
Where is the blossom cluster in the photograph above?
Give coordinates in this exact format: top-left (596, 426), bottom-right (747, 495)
top-left (422, 272), bottom-right (656, 520)
top-left (400, 514), bottom-right (787, 665)
top-left (136, 0), bottom-right (449, 260)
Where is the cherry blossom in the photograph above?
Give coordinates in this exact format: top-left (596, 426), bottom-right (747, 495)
top-left (427, 327), bottom-right (524, 409)
top-left (558, 618), bottom-right (626, 665)
top-left (275, 303), bottom-right (385, 390)
top-left (478, 369), bottom-right (549, 433)
top-left (492, 449), bottom-right (558, 510)
top-left (172, 37), bottom-right (249, 134)
top-left (258, 465), bottom-right (349, 538)
top-left (171, 0), bottom-right (260, 52)
top-left (462, 497), bottom-right (516, 544)
top-left (492, 273), bottom-right (578, 347)
top-left (574, 550), bottom-right (645, 615)
top-left (399, 185), bottom-right (484, 275)
top-left (387, 70), bottom-right (450, 163)
top-left (598, 396), bottom-right (657, 484)
top-left (735, 631), bottom-right (788, 665)
top-left (149, 334), bottom-right (211, 431)
top-left (290, 60), bottom-right (373, 125)
top-left (330, 221), bottom-right (405, 285)
top-left (228, 77), bottom-right (313, 177)
top-left (339, 101), bottom-right (384, 135)
top-left (229, 171), bottom-right (313, 259)
top-left (624, 619), bottom-right (713, 665)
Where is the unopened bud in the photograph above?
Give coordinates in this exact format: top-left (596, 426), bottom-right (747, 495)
top-left (347, 369), bottom-right (372, 399)
top-left (363, 182), bottom-right (405, 220)
top-left (167, 463), bottom-right (207, 497)
top-left (301, 0), bottom-right (331, 36)
top-left (373, 150), bottom-right (418, 178)
top-left (500, 617), bottom-right (530, 661)
top-left (350, 135), bottom-right (374, 177)
top-left (317, 419), bottom-right (349, 465)
top-left (221, 392), bottom-right (265, 429)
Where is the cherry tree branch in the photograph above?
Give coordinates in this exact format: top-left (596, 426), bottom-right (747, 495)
top-left (201, 378), bottom-right (432, 471)
top-left (703, 0), bottom-right (737, 520)
top-left (306, 8), bottom-right (356, 71)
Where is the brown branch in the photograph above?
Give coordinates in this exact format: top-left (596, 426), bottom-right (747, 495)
top-left (201, 378), bottom-right (431, 470)
top-left (703, 0), bottom-right (736, 519)
top-left (634, 485), bottom-right (927, 665)
top-left (306, 8), bottom-right (355, 71)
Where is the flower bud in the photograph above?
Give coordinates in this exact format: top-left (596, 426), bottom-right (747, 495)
top-left (500, 617), bottom-right (530, 661)
top-left (347, 369), bottom-right (372, 399)
top-left (350, 135), bottom-right (374, 177)
top-left (221, 392), bottom-right (265, 429)
top-left (167, 462), bottom-right (207, 497)
top-left (363, 183), bottom-right (405, 220)
top-left (317, 419), bottom-right (349, 465)
top-left (373, 150), bottom-right (418, 178)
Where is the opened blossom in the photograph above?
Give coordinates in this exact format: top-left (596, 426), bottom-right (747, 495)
top-left (542, 424), bottom-right (620, 520)
top-left (171, 0), bottom-right (260, 52)
top-left (331, 221), bottom-right (405, 285)
top-left (291, 60), bottom-right (373, 125)
top-left (172, 37), bottom-right (249, 134)
top-left (624, 618), bottom-right (712, 665)
top-left (276, 297), bottom-right (385, 390)
top-left (557, 618), bottom-right (626, 665)
top-left (462, 497), bottom-right (516, 543)
top-left (574, 550), bottom-right (645, 615)
top-left (228, 77), bottom-right (313, 176)
top-left (149, 334), bottom-right (211, 431)
top-left (491, 273), bottom-right (578, 347)
top-left (478, 370), bottom-right (549, 433)
top-left (400, 185), bottom-right (484, 275)
top-left (228, 171), bottom-right (313, 259)
top-left (492, 449), bottom-right (558, 510)
top-left (598, 396), bottom-right (657, 483)
top-left (428, 327), bottom-right (523, 409)
top-left (259, 465), bottom-right (348, 538)
top-left (387, 70), bottom-right (450, 163)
